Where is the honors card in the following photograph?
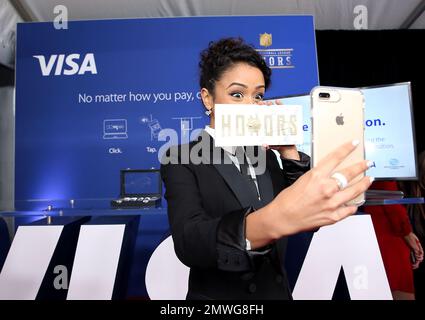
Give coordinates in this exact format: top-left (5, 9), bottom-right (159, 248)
top-left (214, 104), bottom-right (303, 147)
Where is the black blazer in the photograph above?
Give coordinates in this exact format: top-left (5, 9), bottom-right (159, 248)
top-left (160, 130), bottom-right (310, 300)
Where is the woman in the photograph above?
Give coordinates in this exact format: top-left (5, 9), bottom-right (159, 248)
top-left (365, 180), bottom-right (424, 300)
top-left (160, 37), bottom-right (373, 299)
top-left (399, 150), bottom-right (425, 299)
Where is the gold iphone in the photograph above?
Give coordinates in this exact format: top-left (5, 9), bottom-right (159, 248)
top-left (311, 86), bottom-right (365, 206)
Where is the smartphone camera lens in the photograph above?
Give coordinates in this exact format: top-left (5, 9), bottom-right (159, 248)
top-left (319, 92), bottom-right (330, 99)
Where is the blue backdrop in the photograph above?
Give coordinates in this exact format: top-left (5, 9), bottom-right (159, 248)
top-left (15, 16), bottom-right (318, 206)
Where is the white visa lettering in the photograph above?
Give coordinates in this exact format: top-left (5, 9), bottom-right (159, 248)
top-left (33, 53), bottom-right (97, 76)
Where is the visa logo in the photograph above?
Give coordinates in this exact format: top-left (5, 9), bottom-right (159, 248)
top-left (33, 53), bottom-right (97, 76)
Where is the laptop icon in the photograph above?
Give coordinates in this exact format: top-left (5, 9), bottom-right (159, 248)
top-left (103, 119), bottom-right (128, 139)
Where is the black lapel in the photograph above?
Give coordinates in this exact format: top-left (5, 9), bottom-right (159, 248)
top-left (198, 130), bottom-right (261, 209)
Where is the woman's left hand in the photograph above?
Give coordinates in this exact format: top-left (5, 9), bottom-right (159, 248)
top-left (404, 232), bottom-right (424, 269)
top-left (257, 99), bottom-right (300, 160)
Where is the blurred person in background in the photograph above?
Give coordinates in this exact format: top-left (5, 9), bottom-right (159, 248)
top-left (365, 179), bottom-right (424, 300)
top-left (399, 150), bottom-right (425, 299)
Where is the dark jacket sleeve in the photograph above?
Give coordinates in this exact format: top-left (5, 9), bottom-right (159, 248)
top-left (268, 150), bottom-right (310, 187)
top-left (161, 149), bottom-right (261, 272)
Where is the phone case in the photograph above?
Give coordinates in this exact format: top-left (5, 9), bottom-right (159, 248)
top-left (311, 86), bottom-right (365, 206)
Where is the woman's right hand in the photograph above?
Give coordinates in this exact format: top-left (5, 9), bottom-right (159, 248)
top-left (263, 140), bottom-right (374, 240)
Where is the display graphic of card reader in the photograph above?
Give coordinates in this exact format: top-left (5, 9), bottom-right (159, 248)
top-left (111, 169), bottom-right (162, 208)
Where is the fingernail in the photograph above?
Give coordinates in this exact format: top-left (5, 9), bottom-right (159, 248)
top-left (352, 140), bottom-right (360, 146)
top-left (367, 160), bottom-right (374, 168)
top-left (369, 177), bottom-right (375, 183)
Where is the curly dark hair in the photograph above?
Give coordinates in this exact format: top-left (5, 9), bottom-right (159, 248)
top-left (199, 37), bottom-right (271, 96)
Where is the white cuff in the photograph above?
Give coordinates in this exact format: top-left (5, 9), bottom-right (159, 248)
top-left (245, 238), bottom-right (252, 251)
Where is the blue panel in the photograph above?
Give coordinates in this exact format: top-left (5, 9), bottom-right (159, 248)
top-left (15, 16), bottom-right (318, 206)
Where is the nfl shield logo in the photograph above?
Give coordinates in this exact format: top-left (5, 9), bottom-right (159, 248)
top-left (259, 33), bottom-right (272, 47)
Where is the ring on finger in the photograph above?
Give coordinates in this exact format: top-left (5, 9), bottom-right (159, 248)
top-left (331, 172), bottom-right (348, 191)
